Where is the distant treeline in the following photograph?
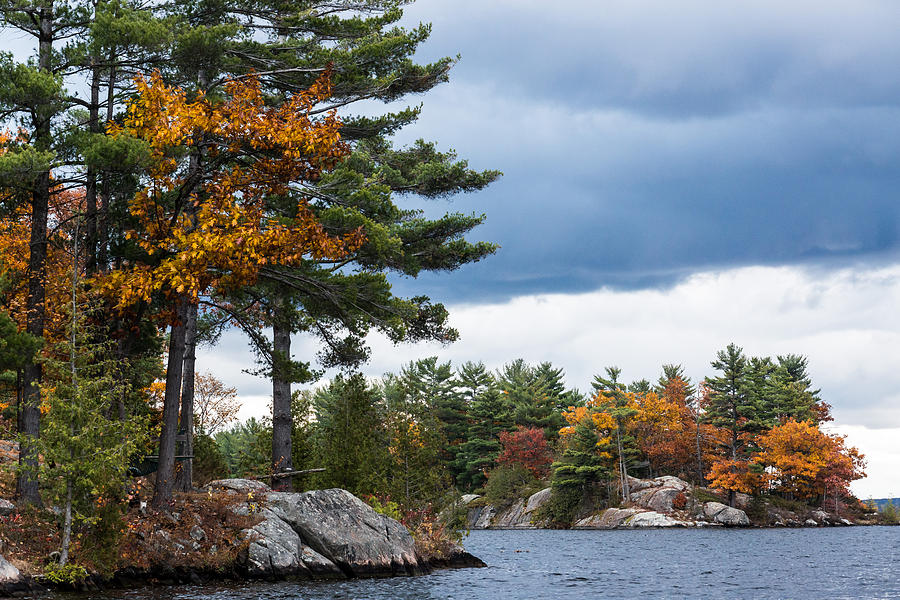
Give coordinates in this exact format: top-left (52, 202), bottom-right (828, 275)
top-left (203, 344), bottom-right (865, 523)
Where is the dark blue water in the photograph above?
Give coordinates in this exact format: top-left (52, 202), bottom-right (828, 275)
top-left (53, 527), bottom-right (899, 599)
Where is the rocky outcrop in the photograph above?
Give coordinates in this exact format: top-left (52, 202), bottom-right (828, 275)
top-left (468, 476), bottom-right (760, 529)
top-left (0, 554), bottom-right (20, 583)
top-left (264, 488), bottom-right (425, 577)
top-left (628, 476), bottom-right (691, 513)
top-left (201, 480), bottom-right (480, 580)
top-left (573, 508), bottom-right (641, 529)
top-left (703, 502), bottom-right (750, 527)
top-left (465, 488), bottom-right (552, 529)
top-left (574, 508), bottom-right (697, 529)
top-left (0, 553), bottom-right (44, 597)
top-left (0, 498), bottom-right (15, 517)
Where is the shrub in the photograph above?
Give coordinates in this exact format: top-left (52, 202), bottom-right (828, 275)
top-left (364, 495), bottom-right (403, 522)
top-left (483, 464), bottom-right (537, 508)
top-left (538, 484), bottom-right (582, 527)
top-left (43, 562), bottom-right (89, 586)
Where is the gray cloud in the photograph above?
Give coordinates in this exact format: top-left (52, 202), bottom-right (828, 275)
top-left (375, 1), bottom-right (900, 302)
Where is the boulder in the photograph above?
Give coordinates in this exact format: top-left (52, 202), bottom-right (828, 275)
top-left (492, 499), bottom-right (528, 528)
top-left (0, 554), bottom-right (41, 597)
top-left (207, 479), bottom-right (272, 494)
top-left (805, 519), bottom-right (819, 527)
top-left (653, 476), bottom-right (691, 492)
top-left (811, 510), bottom-right (831, 525)
top-left (525, 488), bottom-right (552, 514)
top-left (470, 505), bottom-right (496, 529)
top-left (626, 475), bottom-right (654, 493)
top-left (573, 508), bottom-right (642, 529)
top-left (646, 487), bottom-right (685, 513)
top-left (0, 554), bottom-right (19, 582)
top-left (628, 476), bottom-right (692, 513)
top-left (703, 502), bottom-right (750, 527)
top-left (244, 508), bottom-right (308, 578)
top-left (460, 494), bottom-right (481, 505)
top-left (625, 511), bottom-right (690, 528)
top-left (265, 489), bottom-right (425, 577)
top-left (0, 498), bottom-right (15, 517)
top-left (244, 506), bottom-right (344, 579)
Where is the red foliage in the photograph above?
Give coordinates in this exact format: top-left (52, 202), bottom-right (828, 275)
top-left (497, 426), bottom-right (553, 478)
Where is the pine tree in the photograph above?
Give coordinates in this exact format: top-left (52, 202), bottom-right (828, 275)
top-left (881, 498), bottom-right (898, 524)
top-left (704, 343), bottom-right (751, 459)
top-left (456, 387), bottom-right (513, 491)
top-left (457, 361), bottom-right (494, 404)
top-left (592, 367), bottom-right (639, 501)
top-left (311, 373), bottom-right (388, 496)
top-left (499, 359), bottom-right (565, 439)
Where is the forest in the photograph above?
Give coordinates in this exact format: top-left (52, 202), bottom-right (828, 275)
top-left (195, 349), bottom-right (867, 528)
top-left (0, 0), bottom-right (880, 582)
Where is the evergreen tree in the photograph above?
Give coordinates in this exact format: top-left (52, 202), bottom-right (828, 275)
top-left (771, 354), bottom-right (828, 423)
top-left (457, 361), bottom-right (494, 404)
top-left (704, 343), bottom-right (752, 460)
top-left (549, 419), bottom-right (614, 524)
top-left (456, 387), bottom-right (514, 491)
top-left (381, 363), bottom-right (454, 504)
top-left (311, 373), bottom-right (388, 496)
top-left (498, 359), bottom-right (565, 440)
top-left (743, 356), bottom-right (777, 434)
top-left (882, 498), bottom-right (898, 524)
top-left (655, 363), bottom-right (696, 397)
top-left (592, 367), bottom-right (639, 501)
top-left (0, 0), bottom-right (83, 504)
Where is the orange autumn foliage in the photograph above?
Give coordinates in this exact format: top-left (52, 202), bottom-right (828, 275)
top-left (0, 188), bottom-right (86, 344)
top-left (706, 457), bottom-right (761, 496)
top-left (754, 418), bottom-right (865, 500)
top-left (97, 71), bottom-right (364, 311)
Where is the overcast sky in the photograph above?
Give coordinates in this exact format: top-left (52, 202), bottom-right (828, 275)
top-left (198, 1), bottom-right (900, 497)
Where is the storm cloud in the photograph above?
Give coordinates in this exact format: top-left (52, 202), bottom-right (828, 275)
top-left (379, 1), bottom-right (900, 302)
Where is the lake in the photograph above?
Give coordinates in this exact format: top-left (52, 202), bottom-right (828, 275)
top-left (45, 527), bottom-right (900, 599)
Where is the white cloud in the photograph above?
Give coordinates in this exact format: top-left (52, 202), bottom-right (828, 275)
top-left (201, 261), bottom-right (900, 496)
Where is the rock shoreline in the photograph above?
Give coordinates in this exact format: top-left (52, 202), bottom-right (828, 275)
top-left (0, 482), bottom-right (483, 596)
top-left (466, 475), bottom-right (857, 530)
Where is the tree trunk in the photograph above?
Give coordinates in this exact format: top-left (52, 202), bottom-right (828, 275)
top-left (17, 6), bottom-right (54, 507)
top-left (98, 59), bottom-right (116, 272)
top-left (58, 481), bottom-right (73, 566)
top-left (151, 303), bottom-right (187, 508)
top-left (85, 62), bottom-right (101, 273)
top-left (175, 302), bottom-right (198, 492)
top-left (616, 426), bottom-right (630, 502)
top-left (271, 316), bottom-right (293, 491)
top-left (695, 418), bottom-right (704, 485)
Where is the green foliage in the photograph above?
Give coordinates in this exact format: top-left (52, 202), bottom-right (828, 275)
top-left (215, 418), bottom-right (270, 478)
top-left (0, 310), bottom-right (42, 373)
top-left (692, 488), bottom-right (725, 504)
top-left (193, 433), bottom-right (228, 485)
top-left (381, 370), bottom-right (451, 507)
top-left (311, 373), bottom-right (388, 496)
top-left (746, 495), bottom-right (768, 522)
top-left (540, 484), bottom-right (583, 527)
top-left (455, 387), bottom-right (513, 491)
top-left (483, 464), bottom-right (538, 508)
top-left (24, 307), bottom-right (149, 563)
top-left (43, 562), bottom-right (89, 586)
top-left (365, 495), bottom-right (403, 522)
top-left (881, 498), bottom-right (898, 524)
top-left (498, 359), bottom-right (567, 440)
